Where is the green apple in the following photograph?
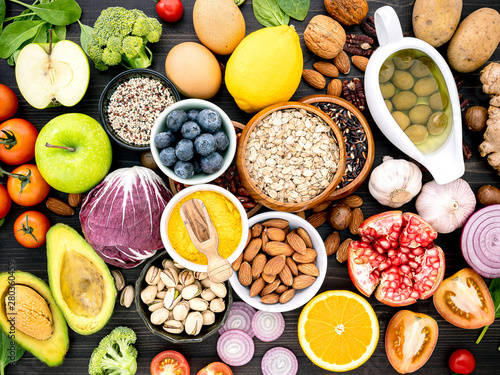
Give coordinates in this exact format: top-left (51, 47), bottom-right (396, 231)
top-left (35, 113), bottom-right (112, 194)
top-left (15, 40), bottom-right (89, 109)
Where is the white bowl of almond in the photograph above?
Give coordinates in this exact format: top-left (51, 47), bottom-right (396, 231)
top-left (229, 212), bottom-right (327, 312)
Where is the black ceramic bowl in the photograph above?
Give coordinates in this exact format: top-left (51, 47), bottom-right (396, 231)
top-left (99, 69), bottom-right (180, 151)
top-left (135, 250), bottom-right (233, 344)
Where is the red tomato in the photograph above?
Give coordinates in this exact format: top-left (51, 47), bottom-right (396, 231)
top-left (0, 184), bottom-right (11, 219)
top-left (151, 350), bottom-right (190, 375)
top-left (13, 211), bottom-right (50, 248)
top-left (156, 0), bottom-right (183, 22)
top-left (197, 362), bottom-right (232, 375)
top-left (0, 84), bottom-right (18, 121)
top-left (6, 164), bottom-right (50, 206)
top-left (0, 118), bottom-right (38, 165)
top-left (449, 349), bottom-right (476, 374)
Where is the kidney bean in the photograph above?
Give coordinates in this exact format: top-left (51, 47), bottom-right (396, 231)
top-left (238, 187), bottom-right (249, 196)
top-left (242, 202), bottom-right (256, 209)
top-left (229, 179), bottom-right (238, 194)
top-left (213, 177), bottom-right (224, 185)
top-left (238, 196), bottom-right (250, 203)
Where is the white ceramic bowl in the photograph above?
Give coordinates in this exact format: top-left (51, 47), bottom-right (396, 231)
top-left (150, 98), bottom-right (237, 185)
top-left (229, 212), bottom-right (327, 312)
top-left (160, 184), bottom-right (249, 272)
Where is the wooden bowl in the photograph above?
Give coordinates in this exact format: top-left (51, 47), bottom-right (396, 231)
top-left (298, 95), bottom-right (375, 201)
top-left (236, 102), bottom-right (346, 212)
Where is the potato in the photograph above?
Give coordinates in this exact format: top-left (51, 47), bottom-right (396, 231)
top-left (447, 8), bottom-right (500, 73)
top-left (412, 0), bottom-right (462, 47)
top-left (477, 185), bottom-right (500, 206)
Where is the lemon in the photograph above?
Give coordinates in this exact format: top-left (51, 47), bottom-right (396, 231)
top-left (225, 25), bottom-right (303, 113)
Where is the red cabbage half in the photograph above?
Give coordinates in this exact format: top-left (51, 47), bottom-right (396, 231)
top-left (80, 166), bottom-right (172, 268)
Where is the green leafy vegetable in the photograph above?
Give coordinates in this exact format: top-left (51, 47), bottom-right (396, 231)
top-left (78, 21), bottom-right (93, 55)
top-left (53, 25), bottom-right (66, 41)
top-left (9, 0), bottom-right (81, 26)
top-left (476, 278), bottom-right (500, 348)
top-left (0, 20), bottom-right (46, 59)
top-left (276, 0), bottom-right (309, 21)
top-left (0, 330), bottom-right (25, 375)
top-left (253, 0), bottom-right (289, 27)
top-left (0, 0), bottom-right (6, 32)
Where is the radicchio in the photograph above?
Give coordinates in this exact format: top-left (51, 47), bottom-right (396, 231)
top-left (80, 166), bottom-right (172, 268)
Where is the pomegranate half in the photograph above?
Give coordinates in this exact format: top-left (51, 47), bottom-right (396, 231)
top-left (348, 211), bottom-right (445, 306)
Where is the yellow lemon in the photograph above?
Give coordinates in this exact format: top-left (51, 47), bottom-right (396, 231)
top-left (225, 25), bottom-right (303, 113)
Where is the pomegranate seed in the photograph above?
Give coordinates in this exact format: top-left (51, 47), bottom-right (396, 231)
top-left (399, 254), bottom-right (409, 264)
top-left (408, 253), bottom-right (416, 259)
top-left (403, 277), bottom-right (412, 286)
top-left (413, 248), bottom-right (424, 256)
top-left (386, 291), bottom-right (394, 298)
top-left (425, 279), bottom-right (434, 287)
top-left (354, 258), bottom-right (365, 265)
top-left (390, 281), bottom-right (398, 289)
top-left (355, 249), bottom-right (365, 256)
top-left (409, 261), bottom-right (419, 269)
top-left (430, 269), bottom-right (438, 276)
top-left (379, 262), bottom-right (390, 272)
top-left (372, 269), bottom-right (380, 278)
top-left (387, 249), bottom-right (396, 258)
top-left (394, 295), bottom-right (401, 301)
top-left (392, 258), bottom-right (402, 266)
top-left (423, 284), bottom-right (432, 291)
top-left (415, 267), bottom-right (422, 273)
top-left (362, 256), bottom-right (370, 263)
top-left (410, 291), bottom-right (420, 299)
top-left (427, 249), bottom-right (438, 256)
top-left (388, 273), bottom-right (397, 281)
top-left (401, 265), bottom-right (410, 274)
top-left (369, 253), bottom-right (378, 260)
top-left (376, 255), bottom-right (385, 262)
top-left (370, 260), bottom-right (379, 267)
top-left (365, 249), bottom-right (373, 256)
top-left (400, 246), bottom-right (410, 254)
top-left (379, 239), bottom-right (391, 249)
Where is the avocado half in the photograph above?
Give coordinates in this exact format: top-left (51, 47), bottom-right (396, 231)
top-left (0, 271), bottom-right (69, 366)
top-left (47, 223), bottom-right (117, 335)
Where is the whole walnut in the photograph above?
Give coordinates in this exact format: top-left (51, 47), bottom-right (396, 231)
top-left (324, 0), bottom-right (369, 26)
top-left (304, 15), bottom-right (346, 59)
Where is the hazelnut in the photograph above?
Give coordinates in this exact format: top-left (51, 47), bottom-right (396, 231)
top-left (465, 106), bottom-right (488, 132)
top-left (327, 203), bottom-right (352, 230)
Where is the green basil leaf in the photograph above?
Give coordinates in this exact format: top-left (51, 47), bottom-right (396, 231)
top-left (0, 329), bottom-right (25, 375)
top-left (0, 0), bottom-right (6, 26)
top-left (253, 0), bottom-right (289, 27)
top-left (276, 0), bottom-right (309, 21)
top-left (10, 0), bottom-right (81, 26)
top-left (78, 22), bottom-right (93, 55)
top-left (0, 20), bottom-right (46, 59)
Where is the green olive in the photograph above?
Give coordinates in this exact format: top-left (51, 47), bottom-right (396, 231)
top-left (410, 57), bottom-right (434, 78)
top-left (392, 70), bottom-right (415, 90)
top-left (405, 124), bottom-right (429, 145)
top-left (394, 50), bottom-right (416, 70)
top-left (409, 105), bottom-right (432, 124)
top-left (392, 91), bottom-right (418, 111)
top-left (413, 77), bottom-right (438, 97)
top-left (380, 82), bottom-right (396, 99)
top-left (427, 111), bottom-right (448, 135)
top-left (379, 60), bottom-right (395, 83)
top-left (385, 100), bottom-right (394, 112)
top-left (429, 91), bottom-right (448, 111)
top-left (392, 111), bottom-right (410, 130)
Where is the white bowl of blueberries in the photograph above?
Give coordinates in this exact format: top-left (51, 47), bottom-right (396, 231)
top-left (150, 99), bottom-right (237, 184)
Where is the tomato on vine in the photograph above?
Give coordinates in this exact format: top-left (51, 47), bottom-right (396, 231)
top-left (2, 164), bottom-right (50, 206)
top-left (156, 0), bottom-right (183, 22)
top-left (0, 84), bottom-right (18, 121)
top-left (0, 118), bottom-right (38, 165)
top-left (13, 211), bottom-right (50, 248)
top-left (449, 349), bottom-right (476, 375)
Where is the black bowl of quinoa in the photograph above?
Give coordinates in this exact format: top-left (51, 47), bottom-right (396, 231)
top-left (99, 69), bottom-right (180, 151)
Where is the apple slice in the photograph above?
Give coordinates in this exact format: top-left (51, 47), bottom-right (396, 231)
top-left (15, 40), bottom-right (90, 109)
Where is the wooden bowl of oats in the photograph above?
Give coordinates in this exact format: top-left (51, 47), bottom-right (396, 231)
top-left (236, 102), bottom-right (346, 212)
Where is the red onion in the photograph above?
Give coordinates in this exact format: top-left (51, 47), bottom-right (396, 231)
top-left (231, 301), bottom-right (256, 318)
top-left (218, 304), bottom-right (254, 337)
top-left (251, 310), bottom-right (285, 342)
top-left (461, 204), bottom-right (500, 278)
top-left (261, 347), bottom-right (298, 375)
top-left (217, 329), bottom-right (254, 367)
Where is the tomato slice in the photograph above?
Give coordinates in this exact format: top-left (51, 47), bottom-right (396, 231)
top-left (197, 362), bottom-right (233, 375)
top-left (433, 268), bottom-right (494, 329)
top-left (151, 350), bottom-right (190, 375)
top-left (385, 310), bottom-right (438, 374)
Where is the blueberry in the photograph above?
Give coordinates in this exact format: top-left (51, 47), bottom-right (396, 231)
top-left (166, 110), bottom-right (187, 132)
top-left (174, 161), bottom-right (194, 179)
top-left (200, 152), bottom-right (224, 174)
top-left (181, 121), bottom-right (201, 140)
top-left (213, 131), bottom-right (229, 152)
top-left (159, 147), bottom-right (177, 167)
top-left (197, 109), bottom-right (222, 133)
top-left (194, 133), bottom-right (216, 156)
top-left (193, 159), bottom-right (202, 174)
top-left (187, 109), bottom-right (200, 122)
top-left (175, 139), bottom-right (194, 161)
top-left (154, 131), bottom-right (176, 149)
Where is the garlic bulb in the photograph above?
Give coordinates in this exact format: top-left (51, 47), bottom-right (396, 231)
top-left (368, 156), bottom-right (422, 207)
top-left (415, 178), bottom-right (476, 234)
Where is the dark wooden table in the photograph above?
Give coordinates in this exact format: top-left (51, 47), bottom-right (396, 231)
top-left (1, 0), bottom-right (499, 374)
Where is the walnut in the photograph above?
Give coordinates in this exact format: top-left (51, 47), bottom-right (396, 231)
top-left (324, 0), bottom-right (369, 26)
top-left (304, 15), bottom-right (346, 59)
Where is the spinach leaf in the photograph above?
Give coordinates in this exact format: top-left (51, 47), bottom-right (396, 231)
top-left (52, 25), bottom-right (66, 41)
top-left (0, 0), bottom-right (6, 28)
top-left (0, 330), bottom-right (25, 375)
top-left (276, 0), bottom-right (309, 21)
top-left (0, 20), bottom-right (46, 59)
top-left (253, 0), bottom-right (289, 27)
top-left (10, 0), bottom-right (82, 26)
top-left (78, 21), bottom-right (93, 55)
top-left (476, 278), bottom-right (500, 346)
top-left (31, 22), bottom-right (49, 44)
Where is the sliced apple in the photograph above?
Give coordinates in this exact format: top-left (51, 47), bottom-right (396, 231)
top-left (15, 40), bottom-right (90, 109)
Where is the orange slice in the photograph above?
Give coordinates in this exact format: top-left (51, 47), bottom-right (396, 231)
top-left (298, 290), bottom-right (379, 372)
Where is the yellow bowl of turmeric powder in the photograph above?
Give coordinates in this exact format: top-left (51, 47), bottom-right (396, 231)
top-left (160, 184), bottom-right (249, 272)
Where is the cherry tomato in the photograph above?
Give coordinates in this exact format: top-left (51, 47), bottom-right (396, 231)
top-left (0, 118), bottom-right (38, 165)
top-left (5, 164), bottom-right (50, 206)
top-left (151, 350), bottom-right (190, 375)
top-left (449, 349), bottom-right (476, 374)
top-left (197, 362), bottom-right (233, 375)
top-left (156, 0), bottom-right (183, 22)
top-left (0, 184), bottom-right (11, 219)
top-left (13, 211), bottom-right (50, 248)
top-left (0, 84), bottom-right (18, 121)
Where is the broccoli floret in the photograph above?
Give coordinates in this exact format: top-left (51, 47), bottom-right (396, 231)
top-left (88, 6), bottom-right (162, 71)
top-left (88, 326), bottom-right (138, 375)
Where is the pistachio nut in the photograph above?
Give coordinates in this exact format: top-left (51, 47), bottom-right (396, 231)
top-left (181, 284), bottom-right (201, 300)
top-left (172, 301), bottom-right (190, 321)
top-left (179, 269), bottom-right (195, 287)
top-left (209, 282), bottom-right (227, 298)
top-left (156, 290), bottom-right (167, 299)
top-left (112, 270), bottom-right (125, 292)
top-left (160, 268), bottom-right (179, 289)
top-left (173, 261), bottom-right (185, 270)
top-left (163, 320), bottom-right (184, 334)
top-left (157, 278), bottom-right (166, 292)
top-left (202, 310), bottom-right (215, 325)
top-left (209, 298), bottom-right (225, 313)
top-left (150, 308), bottom-right (170, 325)
top-left (141, 285), bottom-right (158, 305)
top-left (148, 299), bottom-right (165, 312)
top-left (145, 266), bottom-right (161, 285)
top-left (200, 288), bottom-right (216, 302)
top-left (200, 277), bottom-right (212, 288)
top-left (185, 311), bottom-right (203, 336)
top-left (189, 297), bottom-right (209, 312)
top-left (120, 285), bottom-right (134, 308)
top-left (163, 288), bottom-right (182, 310)
top-left (174, 284), bottom-right (185, 293)
top-left (162, 259), bottom-right (177, 271)
top-left (194, 271), bottom-right (208, 280)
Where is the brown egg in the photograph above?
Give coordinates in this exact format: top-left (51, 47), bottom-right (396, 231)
top-left (165, 42), bottom-right (222, 99)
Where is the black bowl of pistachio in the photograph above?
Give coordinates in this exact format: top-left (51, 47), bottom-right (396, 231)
top-left (135, 250), bottom-right (233, 343)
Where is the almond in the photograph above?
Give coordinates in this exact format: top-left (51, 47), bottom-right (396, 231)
top-left (341, 195), bottom-right (363, 208)
top-left (275, 285), bottom-right (288, 294)
top-left (312, 201), bottom-right (330, 212)
top-left (245, 228), bottom-right (251, 247)
top-left (232, 253), bottom-right (243, 272)
top-left (251, 253), bottom-right (267, 278)
top-left (266, 227), bottom-right (286, 242)
top-left (238, 262), bottom-right (252, 286)
top-left (46, 197), bottom-right (75, 216)
top-left (279, 288), bottom-right (296, 303)
top-left (278, 264), bottom-right (293, 286)
top-left (334, 50), bottom-right (350, 74)
top-left (261, 293), bottom-right (279, 304)
top-left (283, 225), bottom-right (290, 235)
top-left (298, 263), bottom-right (320, 277)
top-left (352, 55), bottom-right (369, 72)
top-left (263, 255), bottom-right (286, 276)
top-left (349, 207), bottom-right (364, 235)
top-left (262, 272), bottom-right (276, 284)
top-left (286, 232), bottom-right (307, 254)
top-left (262, 231), bottom-right (269, 250)
top-left (243, 238), bottom-right (262, 262)
top-left (260, 279), bottom-right (281, 296)
top-left (303, 69), bottom-right (327, 89)
top-left (327, 79), bottom-right (343, 96)
top-left (296, 211), bottom-right (306, 219)
top-left (296, 227), bottom-right (313, 248)
top-left (250, 277), bottom-right (265, 297)
top-left (306, 211), bottom-right (328, 228)
top-left (336, 238), bottom-right (353, 263)
top-left (313, 61), bottom-right (339, 78)
top-left (324, 231), bottom-right (340, 256)
top-left (251, 223), bottom-right (263, 238)
top-left (68, 193), bottom-right (83, 207)
top-left (292, 248), bottom-right (317, 264)
top-left (292, 275), bottom-right (316, 290)
top-left (286, 257), bottom-right (299, 276)
top-left (264, 241), bottom-right (294, 257)
top-left (262, 219), bottom-right (289, 229)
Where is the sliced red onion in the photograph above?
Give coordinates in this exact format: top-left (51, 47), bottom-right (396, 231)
top-left (261, 347), bottom-right (298, 375)
top-left (251, 310), bottom-right (285, 342)
top-left (231, 301), bottom-right (256, 318)
top-left (217, 329), bottom-right (254, 367)
top-left (461, 204), bottom-right (500, 278)
top-left (218, 304), bottom-right (254, 337)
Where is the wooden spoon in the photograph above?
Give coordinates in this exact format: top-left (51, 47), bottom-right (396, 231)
top-left (180, 198), bottom-right (233, 283)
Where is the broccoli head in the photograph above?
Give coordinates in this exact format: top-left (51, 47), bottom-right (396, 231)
top-left (88, 326), bottom-right (138, 375)
top-left (88, 7), bottom-right (162, 71)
